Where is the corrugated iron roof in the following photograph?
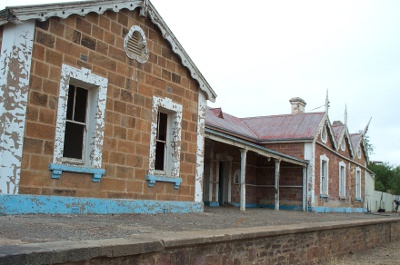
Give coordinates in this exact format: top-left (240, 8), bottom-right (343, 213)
top-left (241, 112), bottom-right (326, 141)
top-left (206, 107), bottom-right (326, 142)
top-left (206, 107), bottom-right (258, 140)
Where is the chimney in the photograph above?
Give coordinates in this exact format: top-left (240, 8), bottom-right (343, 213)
top-left (289, 97), bottom-right (306, 114)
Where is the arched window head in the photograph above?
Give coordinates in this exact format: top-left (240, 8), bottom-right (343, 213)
top-left (321, 126), bottom-right (327, 143)
top-left (124, 25), bottom-right (149, 63)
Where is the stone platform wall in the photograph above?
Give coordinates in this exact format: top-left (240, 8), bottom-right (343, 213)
top-left (1, 218), bottom-right (400, 265)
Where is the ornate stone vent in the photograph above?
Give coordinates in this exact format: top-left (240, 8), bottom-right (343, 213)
top-left (124, 25), bottom-right (149, 63)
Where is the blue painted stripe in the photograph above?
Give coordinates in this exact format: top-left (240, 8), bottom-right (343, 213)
top-left (0, 195), bottom-right (203, 215)
top-left (231, 203), bottom-right (303, 211)
top-left (309, 207), bottom-right (366, 213)
top-left (204, 201), bottom-right (220, 207)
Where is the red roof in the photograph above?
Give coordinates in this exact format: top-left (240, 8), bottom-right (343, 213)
top-left (350, 133), bottom-right (363, 148)
top-left (206, 107), bottom-right (258, 139)
top-left (242, 112), bottom-right (326, 141)
top-left (331, 122), bottom-right (346, 139)
top-left (206, 107), bottom-right (326, 141)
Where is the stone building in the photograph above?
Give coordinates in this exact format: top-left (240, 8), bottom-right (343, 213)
top-left (205, 96), bottom-right (372, 212)
top-left (0, 0), bottom-right (217, 214)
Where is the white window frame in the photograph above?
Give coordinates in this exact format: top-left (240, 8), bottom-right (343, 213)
top-left (356, 167), bottom-right (362, 199)
top-left (320, 155), bottom-right (329, 195)
top-left (341, 139), bottom-right (346, 151)
top-left (321, 126), bottom-right (328, 143)
top-left (338, 161), bottom-right (346, 197)
top-left (148, 96), bottom-right (182, 178)
top-left (53, 64), bottom-right (108, 168)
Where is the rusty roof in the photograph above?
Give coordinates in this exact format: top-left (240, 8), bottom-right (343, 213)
top-left (206, 107), bottom-right (326, 142)
top-left (206, 107), bottom-right (258, 140)
top-left (241, 112), bottom-right (326, 142)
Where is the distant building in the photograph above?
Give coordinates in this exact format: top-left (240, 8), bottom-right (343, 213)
top-left (205, 96), bottom-right (372, 212)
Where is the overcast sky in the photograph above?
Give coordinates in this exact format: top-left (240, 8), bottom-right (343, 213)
top-left (2, 0), bottom-right (400, 166)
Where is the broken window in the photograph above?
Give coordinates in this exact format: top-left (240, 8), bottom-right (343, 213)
top-left (63, 85), bottom-right (88, 161)
top-left (52, 64), bottom-right (108, 169)
top-left (155, 112), bottom-right (168, 171)
top-left (148, 96), bottom-right (182, 179)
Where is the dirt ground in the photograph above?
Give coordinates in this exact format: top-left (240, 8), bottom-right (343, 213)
top-left (318, 240), bottom-right (400, 265)
top-left (1, 207), bottom-right (400, 264)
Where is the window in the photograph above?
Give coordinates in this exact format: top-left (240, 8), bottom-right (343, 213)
top-left (124, 25), bottom-right (149, 63)
top-left (63, 85), bottom-right (88, 161)
top-left (356, 167), bottom-right (362, 199)
top-left (339, 161), bottom-right (346, 197)
top-left (51, 65), bottom-right (107, 180)
top-left (148, 96), bottom-right (182, 179)
top-left (155, 112), bottom-right (168, 171)
top-left (341, 139), bottom-right (346, 151)
top-left (321, 126), bottom-right (327, 143)
top-left (320, 155), bottom-right (329, 195)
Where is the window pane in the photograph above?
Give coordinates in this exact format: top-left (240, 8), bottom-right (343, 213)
top-left (74, 87), bottom-right (88, 122)
top-left (155, 141), bottom-right (165, 170)
top-left (63, 121), bottom-right (85, 159)
top-left (157, 112), bottom-right (168, 141)
top-left (66, 85), bottom-right (75, 120)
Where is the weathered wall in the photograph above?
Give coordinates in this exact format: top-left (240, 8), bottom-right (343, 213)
top-left (205, 141), bottom-right (303, 207)
top-left (262, 142), bottom-right (305, 159)
top-left (19, 8), bottom-right (200, 201)
top-left (2, 218), bottom-right (400, 265)
top-left (314, 142), bottom-right (365, 209)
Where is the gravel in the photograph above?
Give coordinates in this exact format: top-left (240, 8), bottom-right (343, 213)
top-left (1, 207), bottom-right (398, 245)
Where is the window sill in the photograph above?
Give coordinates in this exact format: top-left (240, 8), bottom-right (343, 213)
top-left (339, 196), bottom-right (348, 201)
top-left (146, 174), bottom-right (182, 189)
top-left (319, 194), bottom-right (330, 201)
top-left (355, 198), bottom-right (363, 202)
top-left (49, 163), bottom-right (105, 182)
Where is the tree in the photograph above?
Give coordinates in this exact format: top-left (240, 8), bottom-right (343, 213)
top-left (363, 133), bottom-right (374, 157)
top-left (369, 162), bottom-right (400, 194)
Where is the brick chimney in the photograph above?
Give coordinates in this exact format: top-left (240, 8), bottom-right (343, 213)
top-left (289, 97), bottom-right (306, 114)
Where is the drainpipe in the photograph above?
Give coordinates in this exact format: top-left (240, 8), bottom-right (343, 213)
top-left (240, 149), bottom-right (247, 212)
top-left (274, 159), bottom-right (281, 210)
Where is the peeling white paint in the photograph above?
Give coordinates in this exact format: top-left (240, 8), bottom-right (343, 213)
top-left (0, 21), bottom-right (34, 194)
top-left (304, 142), bottom-right (314, 209)
top-left (148, 96), bottom-right (182, 178)
top-left (53, 64), bottom-right (108, 168)
top-left (2, 0), bottom-right (217, 103)
top-left (195, 91), bottom-right (206, 202)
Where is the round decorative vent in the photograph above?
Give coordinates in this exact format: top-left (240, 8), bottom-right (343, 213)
top-left (124, 25), bottom-right (149, 63)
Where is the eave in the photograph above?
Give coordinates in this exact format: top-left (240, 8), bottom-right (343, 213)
top-left (205, 128), bottom-right (309, 167)
top-left (0, 0), bottom-right (217, 102)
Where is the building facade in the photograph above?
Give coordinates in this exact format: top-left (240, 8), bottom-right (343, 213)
top-left (0, 0), bottom-right (216, 214)
top-left (205, 97), bottom-right (371, 212)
